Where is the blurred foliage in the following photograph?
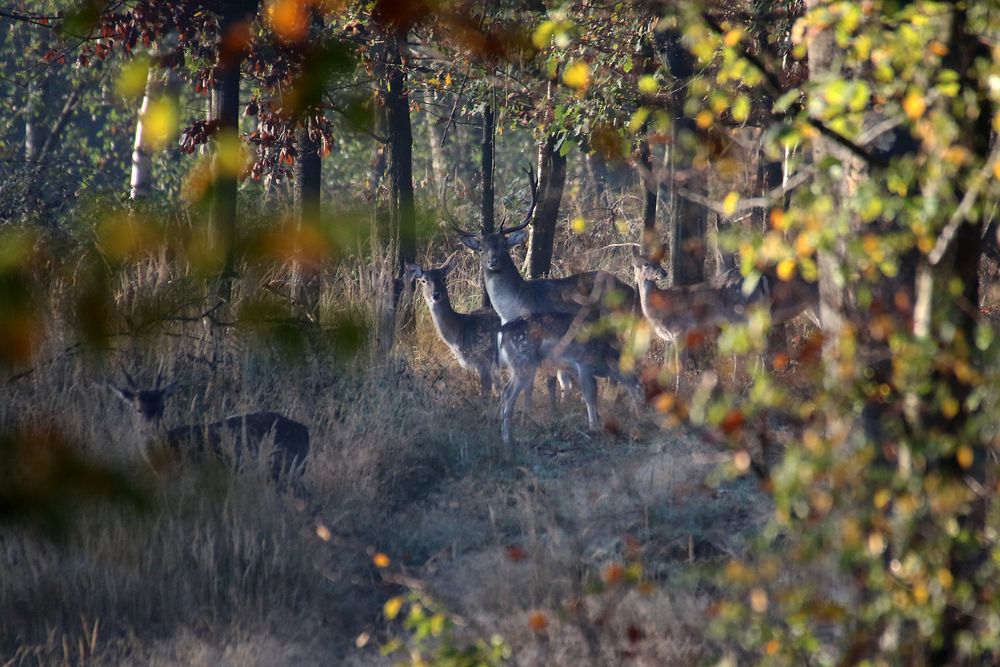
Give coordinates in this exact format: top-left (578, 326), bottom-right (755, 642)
top-left (1, 0), bottom-right (999, 664)
top-left (381, 589), bottom-right (510, 667)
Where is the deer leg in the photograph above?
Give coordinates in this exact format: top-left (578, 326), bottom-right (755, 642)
top-left (557, 370), bottom-right (574, 400)
top-left (576, 366), bottom-right (601, 431)
top-left (479, 365), bottom-right (492, 395)
top-left (502, 369), bottom-right (533, 446)
top-left (546, 375), bottom-right (558, 414)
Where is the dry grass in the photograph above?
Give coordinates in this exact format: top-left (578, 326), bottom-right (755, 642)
top-left (1, 228), bottom-right (773, 666)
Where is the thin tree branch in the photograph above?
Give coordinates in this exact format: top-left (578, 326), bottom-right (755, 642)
top-left (928, 143), bottom-right (1000, 266)
top-left (701, 11), bottom-right (886, 168)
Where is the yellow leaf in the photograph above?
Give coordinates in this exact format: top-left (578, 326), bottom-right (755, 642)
top-left (956, 445), bottom-right (973, 469)
top-left (722, 191), bottom-right (740, 216)
top-left (383, 596), bottom-right (404, 620)
top-left (563, 61), bottom-right (590, 90)
top-left (570, 216), bottom-right (586, 234)
top-left (638, 74), bottom-right (658, 95)
top-left (929, 41), bottom-right (948, 56)
top-left (937, 568), bottom-right (954, 589)
top-left (372, 552), bottom-right (390, 568)
top-left (750, 588), bottom-right (768, 613)
top-left (117, 57), bottom-right (150, 99)
top-left (723, 28), bottom-right (744, 47)
top-left (942, 397), bottom-right (959, 419)
top-left (315, 523), bottom-right (332, 541)
top-left (215, 131), bottom-right (248, 177)
top-left (532, 20), bottom-right (555, 49)
top-left (444, 72), bottom-right (452, 88)
top-left (776, 259), bottom-right (797, 281)
top-left (695, 109), bottom-right (713, 129)
top-left (733, 450), bottom-right (751, 472)
top-left (628, 107), bottom-right (650, 134)
top-left (769, 209), bottom-right (787, 231)
top-left (269, 0), bottom-right (308, 42)
top-left (142, 98), bottom-right (179, 150)
top-left (903, 90), bottom-right (926, 120)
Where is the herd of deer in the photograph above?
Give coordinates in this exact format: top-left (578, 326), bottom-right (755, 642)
top-left (408, 174), bottom-right (820, 446)
top-left (106, 176), bottom-right (819, 482)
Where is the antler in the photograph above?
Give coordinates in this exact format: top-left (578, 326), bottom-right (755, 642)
top-left (440, 174), bottom-right (478, 239)
top-left (500, 166), bottom-right (538, 235)
top-left (119, 361), bottom-right (138, 389)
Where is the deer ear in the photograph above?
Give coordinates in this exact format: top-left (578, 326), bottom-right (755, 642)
top-left (404, 262), bottom-right (422, 280)
top-left (440, 250), bottom-right (460, 275)
top-left (630, 244), bottom-right (644, 267)
top-left (107, 384), bottom-right (134, 404)
top-left (505, 229), bottom-right (528, 248)
top-left (457, 235), bottom-right (481, 252)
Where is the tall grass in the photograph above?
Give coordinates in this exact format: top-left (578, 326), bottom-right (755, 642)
top-left (0, 237), bottom-right (506, 664)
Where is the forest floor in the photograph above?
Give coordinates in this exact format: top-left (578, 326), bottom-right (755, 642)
top-left (1, 287), bottom-right (774, 666)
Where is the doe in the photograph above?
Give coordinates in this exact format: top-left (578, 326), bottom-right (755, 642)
top-left (406, 251), bottom-right (500, 394)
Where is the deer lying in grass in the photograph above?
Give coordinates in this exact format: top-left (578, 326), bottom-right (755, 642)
top-left (498, 312), bottom-right (641, 445)
top-left (406, 251), bottom-right (500, 394)
top-left (454, 169), bottom-right (636, 326)
top-left (108, 369), bottom-right (309, 483)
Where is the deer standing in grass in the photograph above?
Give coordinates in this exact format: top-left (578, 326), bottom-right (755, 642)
top-left (758, 267), bottom-right (821, 327)
top-left (630, 246), bottom-right (763, 387)
top-left (454, 169), bottom-right (637, 327)
top-left (406, 251), bottom-right (500, 394)
top-left (453, 169), bottom-right (636, 413)
top-left (498, 312), bottom-right (641, 445)
top-left (108, 369), bottom-right (309, 483)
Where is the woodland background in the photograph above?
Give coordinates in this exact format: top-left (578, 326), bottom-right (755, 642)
top-left (1, 0), bottom-right (999, 665)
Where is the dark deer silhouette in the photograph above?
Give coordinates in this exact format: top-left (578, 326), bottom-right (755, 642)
top-left (108, 368), bottom-right (309, 483)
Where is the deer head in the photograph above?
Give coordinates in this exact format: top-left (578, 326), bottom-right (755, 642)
top-left (405, 250), bottom-right (460, 306)
top-left (630, 244), bottom-right (669, 283)
top-left (452, 167), bottom-right (537, 274)
top-left (108, 363), bottom-right (178, 427)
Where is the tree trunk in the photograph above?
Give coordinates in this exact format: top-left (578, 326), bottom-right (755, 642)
top-left (423, 91), bottom-right (447, 189)
top-left (130, 46), bottom-right (163, 201)
top-left (586, 151), bottom-right (612, 225)
top-left (293, 123), bottom-right (322, 323)
top-left (525, 132), bottom-right (567, 279)
top-left (210, 2), bottom-right (258, 301)
top-left (480, 104), bottom-right (495, 307)
top-left (671, 119), bottom-right (706, 285)
top-left (806, 0), bottom-right (851, 367)
top-left (919, 6), bottom-right (992, 661)
top-left (380, 26), bottom-right (416, 343)
top-left (638, 138), bottom-right (657, 246)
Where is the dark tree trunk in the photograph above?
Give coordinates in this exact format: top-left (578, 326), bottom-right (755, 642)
top-left (381, 27), bottom-right (416, 341)
top-left (586, 151), bottom-right (612, 225)
top-left (480, 104), bottom-right (495, 308)
top-left (293, 123), bottom-right (322, 323)
top-left (384, 30), bottom-right (415, 276)
top-left (210, 1), bottom-right (258, 301)
top-left (526, 133), bottom-right (567, 279)
top-left (638, 139), bottom-right (657, 246)
top-left (672, 119), bottom-right (707, 285)
top-left (922, 6), bottom-right (992, 662)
